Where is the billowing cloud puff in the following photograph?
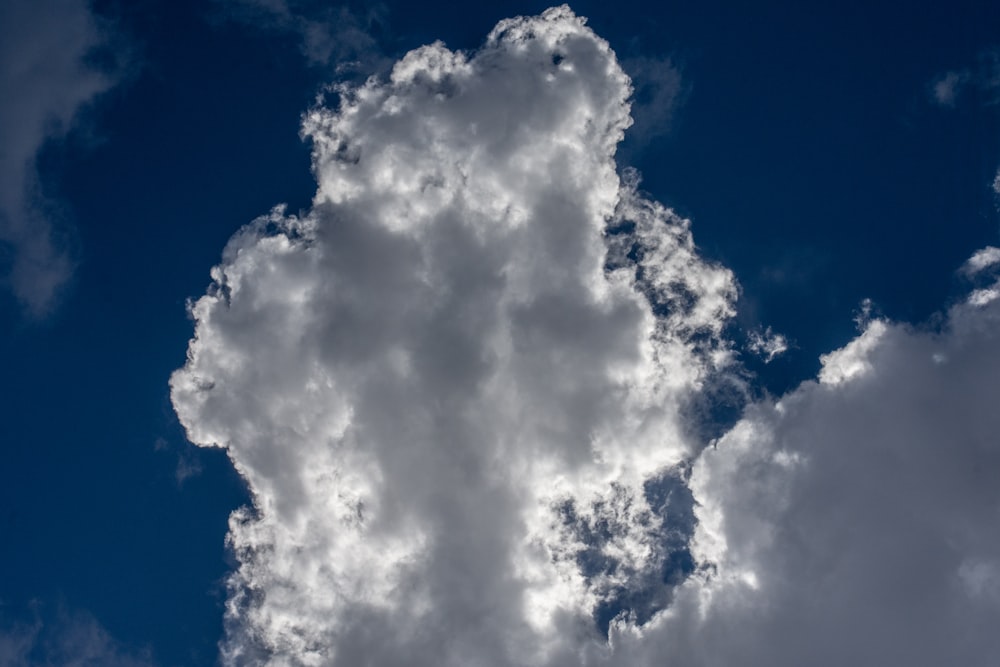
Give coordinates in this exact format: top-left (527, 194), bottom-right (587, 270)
top-left (619, 55), bottom-right (684, 142)
top-left (173, 6), bottom-right (1000, 666)
top-left (172, 7), bottom-right (735, 665)
top-left (618, 283), bottom-right (1000, 666)
top-left (963, 246), bottom-right (1000, 275)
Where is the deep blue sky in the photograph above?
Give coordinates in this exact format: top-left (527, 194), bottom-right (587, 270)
top-left (1, 1), bottom-right (998, 664)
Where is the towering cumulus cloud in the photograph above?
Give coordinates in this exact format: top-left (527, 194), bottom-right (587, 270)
top-left (173, 7), bottom-right (735, 664)
top-left (173, 6), bottom-right (1000, 666)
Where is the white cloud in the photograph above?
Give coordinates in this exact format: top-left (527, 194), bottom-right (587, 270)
top-left (620, 55), bottom-right (684, 141)
top-left (962, 247), bottom-right (1000, 307)
top-left (746, 326), bottom-right (788, 363)
top-left (613, 268), bottom-right (1000, 665)
top-left (0, 0), bottom-right (117, 316)
top-left (173, 6), bottom-right (736, 665)
top-left (174, 6), bottom-right (1000, 666)
top-left (931, 49), bottom-right (1000, 108)
top-left (932, 70), bottom-right (968, 106)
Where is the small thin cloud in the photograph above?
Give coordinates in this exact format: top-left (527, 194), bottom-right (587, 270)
top-left (215, 0), bottom-right (391, 75)
top-left (746, 326), bottom-right (788, 363)
top-left (0, 0), bottom-right (124, 317)
top-left (170, 7), bottom-right (1000, 666)
top-left (0, 604), bottom-right (155, 667)
top-left (174, 451), bottom-right (204, 485)
top-left (622, 55), bottom-right (685, 141)
top-left (962, 246), bottom-right (1000, 276)
top-left (153, 437), bottom-right (204, 486)
top-left (930, 48), bottom-right (1000, 108)
top-left (932, 70), bottom-right (968, 107)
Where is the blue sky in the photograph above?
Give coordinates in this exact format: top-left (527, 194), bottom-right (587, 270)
top-left (2, 1), bottom-right (1000, 665)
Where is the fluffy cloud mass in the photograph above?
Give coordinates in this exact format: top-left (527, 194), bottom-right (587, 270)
top-left (618, 287), bottom-right (1000, 665)
top-left (173, 6), bottom-right (1000, 665)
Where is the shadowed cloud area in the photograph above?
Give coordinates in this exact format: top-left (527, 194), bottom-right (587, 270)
top-left (170, 6), bottom-right (1000, 666)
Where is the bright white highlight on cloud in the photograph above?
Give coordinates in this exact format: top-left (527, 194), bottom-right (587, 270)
top-left (0, 0), bottom-right (115, 316)
top-left (932, 70), bottom-right (967, 106)
top-left (220, 0), bottom-right (387, 71)
top-left (963, 246), bottom-right (1000, 306)
top-left (964, 246), bottom-right (1000, 275)
top-left (173, 6), bottom-right (1000, 666)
